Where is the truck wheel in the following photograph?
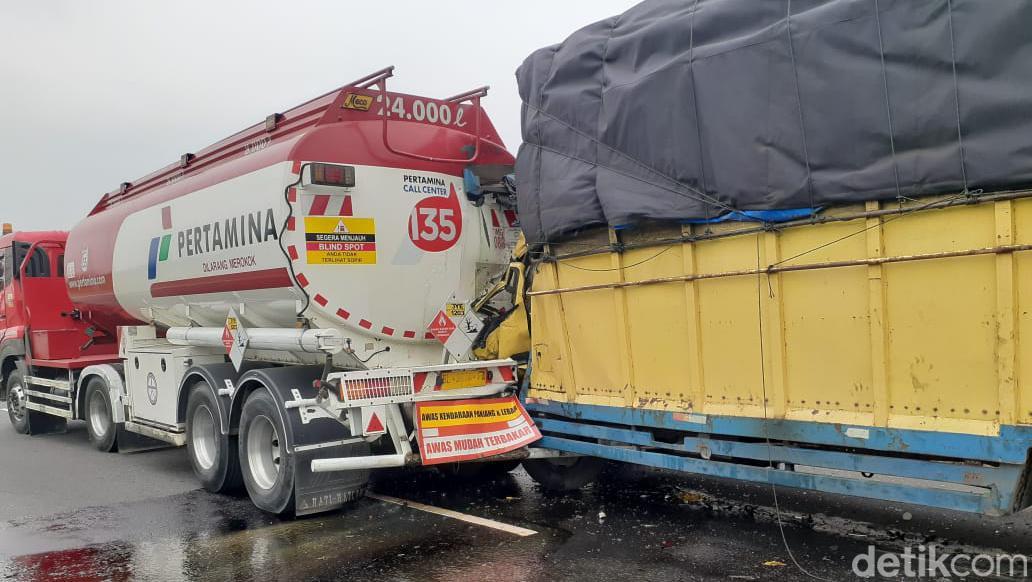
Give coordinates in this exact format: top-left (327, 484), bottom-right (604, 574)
top-left (186, 383), bottom-right (242, 494)
top-left (6, 369), bottom-right (30, 434)
top-left (5, 369), bottom-right (65, 434)
top-left (239, 388), bottom-right (295, 515)
top-left (85, 377), bottom-right (118, 452)
top-left (523, 456), bottom-right (604, 491)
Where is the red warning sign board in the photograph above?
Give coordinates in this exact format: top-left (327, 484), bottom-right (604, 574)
top-left (427, 310), bottom-right (456, 343)
top-left (415, 397), bottom-right (542, 465)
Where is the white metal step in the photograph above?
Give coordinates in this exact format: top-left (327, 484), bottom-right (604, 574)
top-left (24, 389), bottom-right (73, 404)
top-left (24, 401), bottom-right (73, 419)
top-left (25, 376), bottom-right (74, 391)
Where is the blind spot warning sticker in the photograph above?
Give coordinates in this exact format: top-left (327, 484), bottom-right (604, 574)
top-left (305, 216), bottom-right (376, 265)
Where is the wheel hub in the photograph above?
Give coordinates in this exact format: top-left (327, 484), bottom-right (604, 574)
top-left (7, 382), bottom-right (25, 421)
top-left (88, 389), bottom-right (111, 437)
top-left (247, 415), bottom-right (281, 491)
top-left (191, 404), bottom-right (218, 471)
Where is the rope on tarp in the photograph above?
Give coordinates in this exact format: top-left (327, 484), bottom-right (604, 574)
top-left (785, 0), bottom-right (817, 214)
top-left (946, 0), bottom-right (970, 194)
top-left (687, 0), bottom-right (712, 221)
top-left (873, 0), bottom-right (904, 204)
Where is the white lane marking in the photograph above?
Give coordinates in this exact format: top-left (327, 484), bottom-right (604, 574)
top-left (0, 407), bottom-right (6, 413)
top-left (367, 492), bottom-right (537, 537)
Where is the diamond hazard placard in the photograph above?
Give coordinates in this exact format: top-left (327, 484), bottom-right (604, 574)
top-left (428, 310), bottom-right (456, 343)
top-left (427, 303), bottom-right (482, 361)
top-left (224, 309), bottom-right (249, 371)
top-left (415, 397), bottom-right (541, 465)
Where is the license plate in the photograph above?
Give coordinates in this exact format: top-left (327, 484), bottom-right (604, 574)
top-left (439, 369), bottom-right (487, 391)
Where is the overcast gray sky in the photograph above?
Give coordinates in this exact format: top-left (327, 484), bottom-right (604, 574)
top-left (0, 0), bottom-right (633, 231)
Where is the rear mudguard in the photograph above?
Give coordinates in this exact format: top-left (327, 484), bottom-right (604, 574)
top-left (235, 365), bottom-right (370, 516)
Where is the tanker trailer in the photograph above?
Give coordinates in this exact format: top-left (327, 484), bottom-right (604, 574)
top-left (2, 68), bottom-right (548, 516)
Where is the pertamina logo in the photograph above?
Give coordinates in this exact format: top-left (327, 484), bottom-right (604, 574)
top-left (146, 205), bottom-right (279, 280)
top-left (147, 206), bottom-right (174, 280)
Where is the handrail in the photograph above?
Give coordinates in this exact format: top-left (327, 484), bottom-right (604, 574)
top-left (372, 70), bottom-right (487, 164)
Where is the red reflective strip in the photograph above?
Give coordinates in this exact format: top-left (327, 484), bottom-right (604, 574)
top-left (499, 366), bottom-right (515, 382)
top-left (287, 188), bottom-right (297, 203)
top-left (287, 245), bottom-right (299, 260)
top-left (359, 319), bottom-right (372, 329)
top-left (336, 308), bottom-right (350, 320)
top-left (504, 209), bottom-right (518, 227)
top-left (295, 273), bottom-right (309, 287)
top-left (161, 206), bottom-right (172, 229)
top-left (381, 326), bottom-right (394, 336)
top-left (490, 209), bottom-right (501, 227)
top-left (424, 332), bottom-right (435, 340)
top-left (292, 160), bottom-right (302, 174)
top-left (309, 195), bottom-right (330, 216)
top-left (150, 268), bottom-right (292, 298)
top-left (403, 330), bottom-right (416, 339)
top-left (287, 217), bottom-right (295, 231)
top-left (314, 293), bottom-right (328, 306)
top-left (339, 196), bottom-right (353, 216)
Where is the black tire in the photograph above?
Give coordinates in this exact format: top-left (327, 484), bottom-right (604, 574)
top-left (84, 377), bottom-right (118, 452)
top-left (239, 388), bottom-right (295, 515)
top-left (522, 456), bottom-right (605, 491)
top-left (6, 369), bottom-right (30, 434)
top-left (186, 382), bottom-right (242, 494)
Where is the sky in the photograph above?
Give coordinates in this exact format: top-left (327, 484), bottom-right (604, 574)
top-left (0, 0), bottom-right (635, 231)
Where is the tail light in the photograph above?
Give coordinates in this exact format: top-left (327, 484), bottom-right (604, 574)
top-left (309, 163), bottom-right (356, 188)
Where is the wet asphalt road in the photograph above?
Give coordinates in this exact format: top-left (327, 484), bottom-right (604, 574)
top-left (1, 420), bottom-right (1031, 581)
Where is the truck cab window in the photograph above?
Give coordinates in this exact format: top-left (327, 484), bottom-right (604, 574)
top-left (13, 243), bottom-right (51, 278)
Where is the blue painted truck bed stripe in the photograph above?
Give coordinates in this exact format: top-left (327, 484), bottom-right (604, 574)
top-left (539, 436), bottom-right (1000, 514)
top-left (535, 417), bottom-right (1022, 490)
top-left (526, 399), bottom-right (1032, 464)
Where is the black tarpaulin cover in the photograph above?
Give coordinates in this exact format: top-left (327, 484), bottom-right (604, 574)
top-left (515, 0), bottom-right (1032, 243)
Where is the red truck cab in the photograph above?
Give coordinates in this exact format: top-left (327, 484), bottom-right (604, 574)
top-left (1, 231), bottom-right (118, 429)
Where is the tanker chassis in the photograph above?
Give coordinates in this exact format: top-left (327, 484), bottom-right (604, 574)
top-left (1, 68), bottom-right (553, 516)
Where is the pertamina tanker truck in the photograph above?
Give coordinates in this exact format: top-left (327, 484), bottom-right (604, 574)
top-left (0, 68), bottom-right (547, 516)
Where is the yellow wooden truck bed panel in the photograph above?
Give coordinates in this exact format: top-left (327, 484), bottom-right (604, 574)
top-left (527, 195), bottom-right (1032, 438)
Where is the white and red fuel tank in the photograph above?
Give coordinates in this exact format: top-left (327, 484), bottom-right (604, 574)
top-left (64, 69), bottom-right (519, 367)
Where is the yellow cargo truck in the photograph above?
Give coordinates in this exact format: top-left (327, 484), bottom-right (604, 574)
top-left (509, 193), bottom-right (1032, 515)
top-left (502, 0), bottom-right (1032, 515)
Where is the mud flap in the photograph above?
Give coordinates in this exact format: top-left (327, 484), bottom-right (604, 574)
top-left (236, 365), bottom-right (371, 517)
top-left (293, 444), bottom-right (370, 516)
